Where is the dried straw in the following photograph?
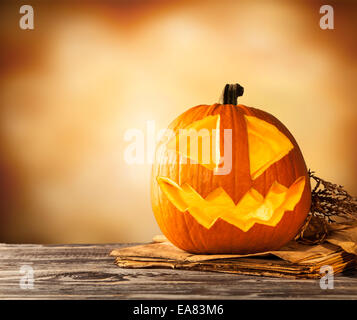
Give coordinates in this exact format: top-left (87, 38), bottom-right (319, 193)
top-left (295, 170), bottom-right (357, 244)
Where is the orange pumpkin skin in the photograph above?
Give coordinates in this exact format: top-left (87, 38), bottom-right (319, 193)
top-left (151, 103), bottom-right (311, 254)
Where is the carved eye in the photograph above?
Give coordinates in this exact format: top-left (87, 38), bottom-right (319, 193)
top-left (244, 115), bottom-right (293, 180)
top-left (166, 115), bottom-right (221, 171)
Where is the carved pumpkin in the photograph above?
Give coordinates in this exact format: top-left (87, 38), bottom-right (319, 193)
top-left (151, 84), bottom-right (311, 254)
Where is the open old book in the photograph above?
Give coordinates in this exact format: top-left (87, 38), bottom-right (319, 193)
top-left (110, 225), bottom-right (357, 279)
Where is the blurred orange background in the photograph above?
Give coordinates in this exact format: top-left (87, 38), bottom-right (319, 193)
top-left (0, 0), bottom-right (356, 243)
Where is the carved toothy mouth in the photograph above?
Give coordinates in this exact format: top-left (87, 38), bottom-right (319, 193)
top-left (157, 176), bottom-right (306, 231)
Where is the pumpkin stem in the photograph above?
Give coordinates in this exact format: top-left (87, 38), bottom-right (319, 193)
top-left (222, 83), bottom-right (244, 105)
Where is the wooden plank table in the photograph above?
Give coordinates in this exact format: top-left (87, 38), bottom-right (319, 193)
top-left (0, 243), bottom-right (356, 299)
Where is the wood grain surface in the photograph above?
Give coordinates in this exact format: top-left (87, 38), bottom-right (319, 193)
top-left (0, 243), bottom-right (356, 300)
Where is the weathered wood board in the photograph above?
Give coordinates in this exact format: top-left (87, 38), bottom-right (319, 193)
top-left (0, 243), bottom-right (356, 299)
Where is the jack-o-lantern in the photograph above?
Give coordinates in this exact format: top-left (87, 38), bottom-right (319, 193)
top-left (151, 84), bottom-right (311, 254)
